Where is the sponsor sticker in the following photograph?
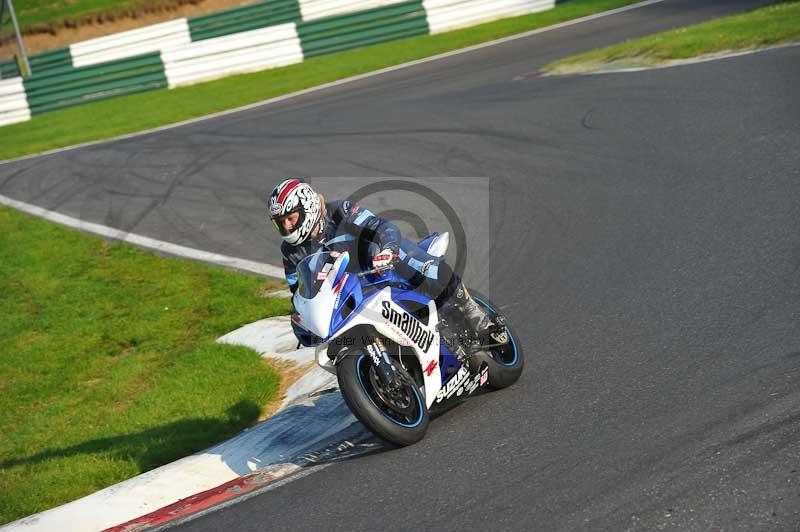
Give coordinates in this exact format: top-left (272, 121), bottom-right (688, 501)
top-left (316, 263), bottom-right (333, 281)
top-left (380, 301), bottom-right (435, 352)
top-left (365, 343), bottom-right (382, 367)
top-left (424, 359), bottom-right (438, 377)
top-left (435, 366), bottom-right (470, 402)
top-left (435, 365), bottom-right (489, 403)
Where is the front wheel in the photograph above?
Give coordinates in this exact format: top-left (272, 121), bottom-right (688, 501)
top-left (337, 351), bottom-right (429, 446)
top-left (468, 292), bottom-right (525, 389)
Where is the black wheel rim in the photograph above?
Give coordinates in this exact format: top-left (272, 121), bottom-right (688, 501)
top-left (356, 355), bottom-right (424, 428)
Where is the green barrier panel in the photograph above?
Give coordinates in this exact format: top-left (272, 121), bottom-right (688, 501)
top-left (298, 1), bottom-right (429, 58)
top-left (302, 18), bottom-right (429, 57)
top-left (189, 0), bottom-right (301, 41)
top-left (24, 52), bottom-right (167, 115)
top-left (0, 48), bottom-right (70, 79)
top-left (29, 47), bottom-right (72, 75)
top-left (26, 67), bottom-right (166, 105)
top-left (0, 59), bottom-right (20, 79)
top-left (24, 53), bottom-right (163, 91)
top-left (29, 75), bottom-right (168, 115)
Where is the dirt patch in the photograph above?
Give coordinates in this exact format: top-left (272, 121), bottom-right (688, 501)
top-left (0, 0), bottom-right (257, 60)
top-left (259, 279), bottom-right (289, 298)
top-left (258, 359), bottom-right (316, 422)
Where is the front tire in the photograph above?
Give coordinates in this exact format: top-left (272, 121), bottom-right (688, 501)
top-left (468, 293), bottom-right (525, 389)
top-left (337, 352), bottom-right (429, 446)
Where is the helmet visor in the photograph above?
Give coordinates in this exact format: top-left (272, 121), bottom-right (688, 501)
top-left (271, 208), bottom-right (306, 237)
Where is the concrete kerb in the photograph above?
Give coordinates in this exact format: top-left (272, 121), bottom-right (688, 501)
top-left (0, 318), bottom-right (374, 532)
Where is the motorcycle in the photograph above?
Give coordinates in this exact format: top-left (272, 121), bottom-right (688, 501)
top-left (292, 232), bottom-right (524, 446)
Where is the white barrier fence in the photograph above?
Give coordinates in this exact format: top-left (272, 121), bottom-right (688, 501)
top-left (0, 78), bottom-right (30, 127)
top-left (162, 23), bottom-right (304, 88)
top-left (60, 0), bottom-right (558, 73)
top-left (424, 0), bottom-right (555, 34)
top-left (70, 19), bottom-right (192, 68)
top-left (298, 0), bottom-right (408, 21)
top-left (1, 0), bottom-right (560, 128)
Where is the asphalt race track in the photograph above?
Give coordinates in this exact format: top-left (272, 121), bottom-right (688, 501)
top-left (2, 0), bottom-right (799, 530)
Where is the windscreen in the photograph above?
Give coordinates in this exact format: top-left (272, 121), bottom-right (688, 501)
top-left (295, 251), bottom-right (336, 299)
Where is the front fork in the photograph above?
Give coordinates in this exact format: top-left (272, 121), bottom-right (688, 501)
top-left (364, 337), bottom-right (399, 387)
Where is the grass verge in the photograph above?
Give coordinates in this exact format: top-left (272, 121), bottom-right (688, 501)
top-left (543, 1), bottom-right (800, 74)
top-left (0, 0), bottom-right (643, 161)
top-left (0, 204), bottom-right (292, 526)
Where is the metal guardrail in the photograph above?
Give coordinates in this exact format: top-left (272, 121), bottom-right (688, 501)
top-left (70, 19), bottom-right (191, 68)
top-left (0, 77), bottom-right (29, 126)
top-left (0, 0), bottom-right (556, 126)
top-left (424, 0), bottom-right (554, 33)
top-left (23, 52), bottom-right (167, 114)
top-left (188, 0), bottom-right (301, 41)
top-left (163, 24), bottom-right (303, 88)
top-left (298, 0), bottom-right (429, 58)
top-left (0, 58), bottom-right (19, 78)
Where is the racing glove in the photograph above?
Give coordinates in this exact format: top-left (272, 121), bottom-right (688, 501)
top-left (372, 248), bottom-right (398, 271)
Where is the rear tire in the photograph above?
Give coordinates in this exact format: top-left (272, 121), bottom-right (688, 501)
top-left (337, 352), bottom-right (429, 446)
top-left (468, 293), bottom-right (525, 389)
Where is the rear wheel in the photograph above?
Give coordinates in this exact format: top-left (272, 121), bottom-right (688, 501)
top-left (337, 351), bottom-right (429, 446)
top-left (468, 293), bottom-right (525, 389)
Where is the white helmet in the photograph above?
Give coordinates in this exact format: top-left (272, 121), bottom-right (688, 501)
top-left (268, 178), bottom-right (322, 245)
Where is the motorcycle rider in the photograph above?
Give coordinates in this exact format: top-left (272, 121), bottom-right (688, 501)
top-left (267, 178), bottom-right (494, 347)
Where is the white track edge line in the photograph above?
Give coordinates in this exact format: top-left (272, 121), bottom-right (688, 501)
top-left (0, 0), bottom-right (665, 167)
top-left (0, 193), bottom-right (286, 279)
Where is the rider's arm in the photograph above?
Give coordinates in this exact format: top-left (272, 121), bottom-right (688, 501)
top-left (282, 254), bottom-right (299, 295)
top-left (334, 200), bottom-right (401, 252)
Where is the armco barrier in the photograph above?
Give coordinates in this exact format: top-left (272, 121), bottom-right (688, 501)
top-left (298, 0), bottom-right (408, 21)
top-left (1, 0), bottom-right (558, 126)
top-left (424, 0), bottom-right (554, 33)
top-left (0, 48), bottom-right (72, 79)
top-left (188, 0), bottom-right (301, 41)
top-left (298, 0), bottom-right (429, 58)
top-left (0, 77), bottom-right (30, 126)
top-left (0, 59), bottom-right (20, 79)
top-left (70, 19), bottom-right (191, 68)
top-left (163, 23), bottom-right (303, 88)
top-left (28, 48), bottom-right (73, 75)
top-left (23, 52), bottom-right (167, 115)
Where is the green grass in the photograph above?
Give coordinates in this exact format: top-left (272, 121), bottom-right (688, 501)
top-left (544, 1), bottom-right (800, 74)
top-left (0, 204), bottom-right (292, 525)
top-left (0, 0), bottom-right (643, 161)
top-left (12, 0), bottom-right (176, 29)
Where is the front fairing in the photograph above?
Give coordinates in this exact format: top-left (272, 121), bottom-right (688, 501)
top-left (292, 251), bottom-right (362, 340)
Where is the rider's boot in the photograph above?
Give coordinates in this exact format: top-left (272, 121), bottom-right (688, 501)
top-left (453, 283), bottom-right (494, 335)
